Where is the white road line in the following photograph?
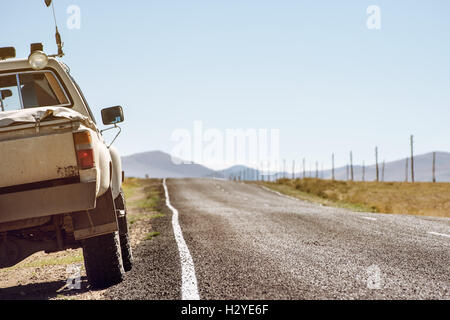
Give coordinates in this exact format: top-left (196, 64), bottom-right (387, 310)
top-left (163, 179), bottom-right (200, 300)
top-left (428, 231), bottom-right (450, 239)
top-left (362, 217), bottom-right (378, 221)
top-left (260, 186), bottom-right (300, 202)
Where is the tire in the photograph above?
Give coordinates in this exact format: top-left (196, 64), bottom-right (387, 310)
top-left (115, 190), bottom-right (133, 272)
top-left (118, 215), bottom-right (133, 272)
top-left (82, 232), bottom-right (125, 289)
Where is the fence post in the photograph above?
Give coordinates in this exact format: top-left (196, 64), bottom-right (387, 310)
top-left (375, 146), bottom-right (379, 182)
top-left (362, 161), bottom-right (365, 182)
top-left (315, 162), bottom-right (319, 179)
top-left (332, 153), bottom-right (335, 181)
top-left (350, 151), bottom-right (354, 181)
top-left (292, 160), bottom-right (295, 180)
top-left (303, 158), bottom-right (306, 179)
top-left (432, 152), bottom-right (436, 183)
top-left (405, 158), bottom-right (409, 182)
top-left (262, 162), bottom-right (266, 182)
top-left (410, 135), bottom-right (415, 183)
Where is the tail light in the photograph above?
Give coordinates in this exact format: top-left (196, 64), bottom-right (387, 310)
top-left (74, 131), bottom-right (94, 170)
top-left (76, 149), bottom-right (94, 169)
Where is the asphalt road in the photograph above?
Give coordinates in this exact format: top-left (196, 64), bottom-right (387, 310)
top-left (112, 178), bottom-right (450, 300)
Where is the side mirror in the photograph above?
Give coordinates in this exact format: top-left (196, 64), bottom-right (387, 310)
top-left (101, 106), bottom-right (124, 125)
top-left (1, 89), bottom-right (12, 100)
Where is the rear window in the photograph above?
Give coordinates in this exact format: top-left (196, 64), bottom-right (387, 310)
top-left (0, 71), bottom-right (70, 112)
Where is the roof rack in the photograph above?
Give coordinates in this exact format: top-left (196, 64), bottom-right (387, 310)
top-left (0, 47), bottom-right (16, 61)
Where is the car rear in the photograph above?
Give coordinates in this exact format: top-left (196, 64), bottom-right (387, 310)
top-left (0, 120), bottom-right (97, 224)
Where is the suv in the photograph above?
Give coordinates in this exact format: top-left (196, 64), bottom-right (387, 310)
top-left (0, 46), bottom-right (133, 288)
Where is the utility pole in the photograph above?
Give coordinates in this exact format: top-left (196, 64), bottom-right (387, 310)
top-left (303, 158), bottom-right (306, 179)
top-left (283, 159), bottom-right (286, 179)
top-left (410, 135), bottom-right (415, 183)
top-left (274, 162), bottom-right (277, 181)
top-left (433, 152), bottom-right (436, 183)
top-left (261, 162), bottom-right (265, 182)
top-left (382, 160), bottom-right (385, 182)
top-left (302, 158), bottom-right (306, 179)
top-left (277, 161), bottom-right (281, 181)
top-left (332, 153), bottom-right (335, 181)
top-left (432, 152), bottom-right (436, 183)
top-left (362, 161), bottom-right (365, 182)
top-left (315, 162), bottom-right (319, 179)
top-left (274, 161), bottom-right (278, 181)
top-left (375, 146), bottom-right (379, 182)
top-left (350, 151), bottom-right (354, 181)
top-left (292, 160), bottom-right (295, 180)
top-left (405, 158), bottom-right (409, 182)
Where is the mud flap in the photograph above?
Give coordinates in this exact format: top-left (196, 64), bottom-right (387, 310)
top-left (72, 188), bottom-right (119, 240)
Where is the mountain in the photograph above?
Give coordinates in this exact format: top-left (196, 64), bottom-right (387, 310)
top-left (122, 151), bottom-right (216, 178)
top-left (219, 165), bottom-right (258, 180)
top-left (219, 165), bottom-right (288, 181)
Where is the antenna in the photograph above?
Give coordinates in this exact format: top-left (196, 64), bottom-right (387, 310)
top-left (45, 0), bottom-right (64, 57)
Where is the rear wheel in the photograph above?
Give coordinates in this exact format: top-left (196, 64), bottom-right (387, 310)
top-left (82, 232), bottom-right (125, 289)
top-left (118, 216), bottom-right (133, 272)
top-left (115, 190), bottom-right (133, 272)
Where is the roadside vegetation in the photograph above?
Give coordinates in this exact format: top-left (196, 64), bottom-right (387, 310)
top-left (257, 178), bottom-right (450, 218)
top-left (124, 178), bottom-right (165, 224)
top-left (145, 231), bottom-right (161, 240)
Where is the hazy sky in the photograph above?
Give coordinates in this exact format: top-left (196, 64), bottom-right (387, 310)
top-left (1, 0), bottom-right (449, 170)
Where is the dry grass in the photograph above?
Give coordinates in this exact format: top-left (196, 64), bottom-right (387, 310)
top-left (124, 178), bottom-right (165, 224)
top-left (258, 178), bottom-right (450, 218)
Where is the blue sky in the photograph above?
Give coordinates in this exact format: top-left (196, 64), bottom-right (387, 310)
top-left (1, 0), bottom-right (449, 170)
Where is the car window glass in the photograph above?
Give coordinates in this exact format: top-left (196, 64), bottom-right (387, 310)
top-left (19, 72), bottom-right (69, 109)
top-left (0, 75), bottom-right (21, 112)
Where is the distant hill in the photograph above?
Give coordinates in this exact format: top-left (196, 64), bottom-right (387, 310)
top-left (123, 151), bottom-right (450, 182)
top-left (122, 151), bottom-right (216, 178)
top-left (219, 165), bottom-right (259, 180)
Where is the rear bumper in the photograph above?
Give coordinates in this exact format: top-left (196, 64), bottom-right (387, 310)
top-left (0, 182), bottom-right (96, 224)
